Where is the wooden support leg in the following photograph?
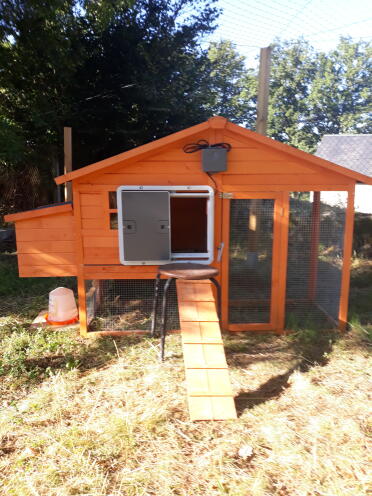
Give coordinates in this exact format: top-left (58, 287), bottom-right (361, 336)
top-left (77, 274), bottom-right (88, 337)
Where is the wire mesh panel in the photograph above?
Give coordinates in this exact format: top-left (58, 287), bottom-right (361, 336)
top-left (86, 279), bottom-right (179, 332)
top-left (285, 192), bottom-right (347, 329)
top-left (229, 199), bottom-right (274, 324)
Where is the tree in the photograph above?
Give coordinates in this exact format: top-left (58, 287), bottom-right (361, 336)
top-left (309, 37), bottom-right (372, 137)
top-left (204, 40), bottom-right (256, 126)
top-left (0, 0), bottom-right (220, 214)
top-left (267, 39), bottom-right (317, 152)
top-left (267, 38), bottom-right (372, 152)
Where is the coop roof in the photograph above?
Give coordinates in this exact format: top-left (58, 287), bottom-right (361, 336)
top-left (315, 134), bottom-right (372, 178)
top-left (4, 202), bottom-right (72, 223)
top-left (55, 117), bottom-right (372, 185)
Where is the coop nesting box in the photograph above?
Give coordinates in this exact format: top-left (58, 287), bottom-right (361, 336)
top-left (5, 116), bottom-right (372, 336)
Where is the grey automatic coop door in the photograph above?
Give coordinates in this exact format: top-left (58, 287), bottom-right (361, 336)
top-left (119, 190), bottom-right (171, 264)
top-left (117, 185), bottom-right (215, 266)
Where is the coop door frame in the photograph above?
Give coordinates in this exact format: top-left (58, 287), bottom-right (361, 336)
top-left (117, 185), bottom-right (214, 265)
top-left (221, 192), bottom-right (287, 332)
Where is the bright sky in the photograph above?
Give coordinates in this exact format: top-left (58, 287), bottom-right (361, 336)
top-left (203, 0), bottom-right (372, 66)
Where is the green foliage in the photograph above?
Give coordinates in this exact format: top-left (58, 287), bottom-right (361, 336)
top-left (205, 40), bottom-right (257, 125)
top-left (0, 0), bottom-right (220, 213)
top-left (267, 37), bottom-right (372, 152)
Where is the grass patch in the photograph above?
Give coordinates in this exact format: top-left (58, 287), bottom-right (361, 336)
top-left (0, 254), bottom-right (371, 495)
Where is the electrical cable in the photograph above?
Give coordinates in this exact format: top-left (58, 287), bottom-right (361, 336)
top-left (183, 139), bottom-right (232, 153)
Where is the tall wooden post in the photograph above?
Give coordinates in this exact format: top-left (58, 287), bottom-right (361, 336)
top-left (338, 187), bottom-right (355, 331)
top-left (64, 127), bottom-right (72, 202)
top-left (256, 46), bottom-right (272, 136)
top-left (248, 46), bottom-right (273, 267)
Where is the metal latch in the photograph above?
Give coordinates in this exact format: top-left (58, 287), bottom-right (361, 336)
top-left (218, 192), bottom-right (234, 199)
top-left (217, 242), bottom-right (225, 262)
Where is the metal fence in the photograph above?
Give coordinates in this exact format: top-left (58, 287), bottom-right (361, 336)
top-left (86, 278), bottom-right (179, 333)
top-left (285, 192), bottom-right (346, 329)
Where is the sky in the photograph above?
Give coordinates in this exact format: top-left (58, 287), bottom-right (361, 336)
top-left (202, 0), bottom-right (372, 66)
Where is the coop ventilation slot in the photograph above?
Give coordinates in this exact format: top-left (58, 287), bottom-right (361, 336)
top-left (117, 185), bottom-right (214, 265)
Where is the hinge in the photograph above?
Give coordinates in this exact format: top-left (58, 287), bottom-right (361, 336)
top-left (219, 192), bottom-right (234, 199)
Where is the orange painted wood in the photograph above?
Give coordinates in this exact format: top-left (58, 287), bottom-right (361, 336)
top-left (185, 369), bottom-right (233, 396)
top-left (177, 280), bottom-right (236, 420)
top-left (220, 198), bottom-right (230, 330)
top-left (79, 193), bottom-right (102, 206)
top-left (276, 192), bottom-right (289, 332)
top-left (80, 205), bottom-right (103, 219)
top-left (183, 343), bottom-right (227, 368)
top-left (227, 323), bottom-right (275, 331)
top-left (17, 240), bottom-right (75, 254)
top-left (83, 236), bottom-right (118, 248)
top-left (86, 172), bottom-right (208, 186)
top-left (178, 301), bottom-right (218, 323)
top-left (222, 173), bottom-right (350, 186)
top-left (338, 187), bottom-right (355, 331)
top-left (19, 264), bottom-right (77, 277)
top-left (81, 218), bottom-right (106, 230)
top-left (81, 229), bottom-right (116, 237)
top-left (225, 121), bottom-right (372, 184)
top-left (220, 184), bottom-right (354, 192)
top-left (73, 186), bottom-right (88, 336)
top-left (16, 213), bottom-right (74, 229)
top-left (181, 322), bottom-right (223, 344)
top-left (176, 282), bottom-right (215, 302)
top-left (187, 396), bottom-right (237, 421)
top-left (113, 162), bottom-right (200, 174)
top-left (4, 203), bottom-right (72, 222)
top-left (18, 252), bottom-right (75, 266)
top-left (15, 228), bottom-right (75, 242)
top-left (84, 247), bottom-right (120, 264)
top-left (83, 271), bottom-right (157, 280)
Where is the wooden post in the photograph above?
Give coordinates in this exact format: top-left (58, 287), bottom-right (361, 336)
top-left (256, 46), bottom-right (272, 136)
top-left (308, 191), bottom-right (321, 300)
top-left (338, 186), bottom-right (355, 331)
top-left (64, 127), bottom-right (72, 202)
top-left (276, 192), bottom-right (289, 332)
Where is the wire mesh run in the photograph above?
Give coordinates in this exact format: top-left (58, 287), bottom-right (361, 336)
top-left (86, 279), bottom-right (179, 332)
top-left (285, 191), bottom-right (347, 329)
top-left (228, 199), bottom-right (274, 324)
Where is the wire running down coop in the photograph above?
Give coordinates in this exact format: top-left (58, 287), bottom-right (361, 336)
top-left (85, 279), bottom-right (179, 333)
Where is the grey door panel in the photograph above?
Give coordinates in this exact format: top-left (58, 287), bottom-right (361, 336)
top-left (121, 191), bottom-right (170, 262)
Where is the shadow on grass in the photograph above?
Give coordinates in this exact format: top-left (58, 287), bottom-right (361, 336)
top-left (233, 328), bottom-right (337, 416)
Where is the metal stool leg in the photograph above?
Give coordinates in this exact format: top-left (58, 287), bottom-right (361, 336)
top-left (160, 278), bottom-right (174, 361)
top-left (210, 277), bottom-right (221, 320)
top-left (151, 273), bottom-right (161, 336)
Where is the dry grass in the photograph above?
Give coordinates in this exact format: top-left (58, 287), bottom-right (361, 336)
top-left (0, 255), bottom-right (371, 496)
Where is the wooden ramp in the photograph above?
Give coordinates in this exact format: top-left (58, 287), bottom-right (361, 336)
top-left (176, 280), bottom-right (237, 421)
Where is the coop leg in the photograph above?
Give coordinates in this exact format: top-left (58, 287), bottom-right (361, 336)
top-left (160, 278), bottom-right (173, 361)
top-left (151, 273), bottom-right (161, 336)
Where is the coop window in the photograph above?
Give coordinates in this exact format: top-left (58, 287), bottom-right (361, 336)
top-left (117, 185), bottom-right (214, 265)
top-left (108, 192), bottom-right (118, 229)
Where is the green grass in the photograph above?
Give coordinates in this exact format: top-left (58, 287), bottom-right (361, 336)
top-left (0, 254), bottom-right (371, 496)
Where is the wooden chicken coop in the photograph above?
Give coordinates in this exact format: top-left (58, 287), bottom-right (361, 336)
top-left (5, 116), bottom-right (372, 337)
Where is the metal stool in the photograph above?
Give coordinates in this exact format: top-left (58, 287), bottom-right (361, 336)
top-left (151, 263), bottom-right (221, 361)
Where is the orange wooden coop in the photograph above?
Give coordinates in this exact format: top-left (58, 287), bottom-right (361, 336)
top-left (5, 116), bottom-right (371, 420)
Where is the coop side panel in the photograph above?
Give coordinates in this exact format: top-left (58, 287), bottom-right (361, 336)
top-left (14, 211), bottom-right (77, 277)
